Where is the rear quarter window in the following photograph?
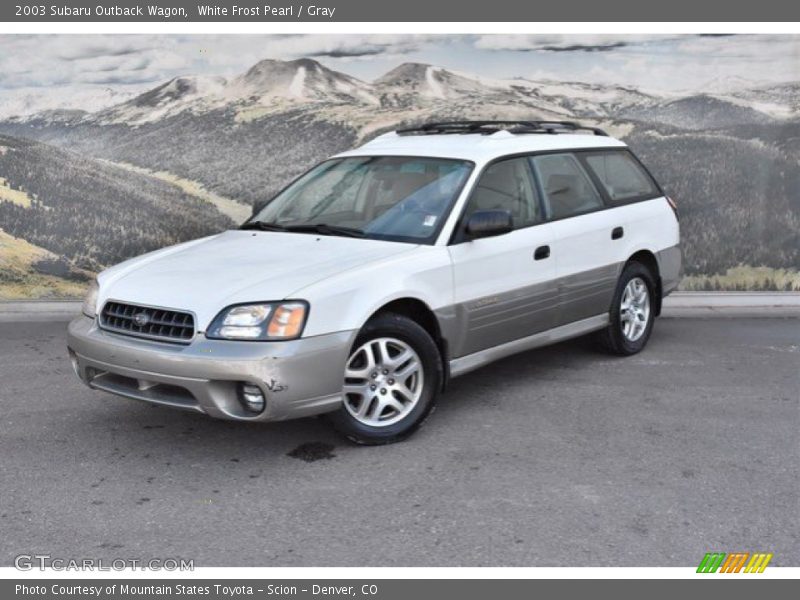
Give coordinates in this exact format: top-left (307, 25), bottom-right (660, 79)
top-left (583, 151), bottom-right (660, 205)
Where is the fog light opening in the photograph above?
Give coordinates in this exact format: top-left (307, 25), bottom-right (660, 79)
top-left (239, 383), bottom-right (266, 414)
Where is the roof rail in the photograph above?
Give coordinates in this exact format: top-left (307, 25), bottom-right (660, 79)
top-left (396, 120), bottom-right (608, 137)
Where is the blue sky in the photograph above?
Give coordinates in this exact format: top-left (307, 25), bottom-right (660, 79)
top-left (0, 34), bottom-right (798, 116)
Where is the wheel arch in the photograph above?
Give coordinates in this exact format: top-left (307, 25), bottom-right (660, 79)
top-left (364, 297), bottom-right (451, 390)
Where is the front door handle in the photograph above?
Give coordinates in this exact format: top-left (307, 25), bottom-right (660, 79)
top-left (611, 226), bottom-right (624, 240)
top-left (534, 245), bottom-right (550, 261)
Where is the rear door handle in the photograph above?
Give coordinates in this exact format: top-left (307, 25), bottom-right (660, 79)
top-left (611, 226), bottom-right (624, 240)
top-left (534, 245), bottom-right (550, 261)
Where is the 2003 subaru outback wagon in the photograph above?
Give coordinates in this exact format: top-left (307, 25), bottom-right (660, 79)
top-left (68, 120), bottom-right (681, 444)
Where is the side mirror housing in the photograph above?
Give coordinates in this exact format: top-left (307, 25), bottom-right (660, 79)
top-left (465, 210), bottom-right (514, 239)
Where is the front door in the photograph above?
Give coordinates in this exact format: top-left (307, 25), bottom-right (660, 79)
top-left (448, 157), bottom-right (558, 358)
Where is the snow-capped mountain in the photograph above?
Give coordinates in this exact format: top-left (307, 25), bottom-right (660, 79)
top-left (374, 63), bottom-right (493, 106)
top-left (90, 58), bottom-right (380, 125)
top-left (5, 58), bottom-right (796, 129)
top-left (507, 79), bottom-right (661, 118)
top-left (726, 82), bottom-right (800, 117)
top-left (92, 75), bottom-right (227, 125)
top-left (230, 58), bottom-right (379, 105)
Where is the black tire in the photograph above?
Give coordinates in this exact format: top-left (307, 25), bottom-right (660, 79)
top-left (597, 261), bottom-right (657, 356)
top-left (329, 313), bottom-right (442, 445)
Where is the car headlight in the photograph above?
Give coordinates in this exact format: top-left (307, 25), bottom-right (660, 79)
top-left (206, 301), bottom-right (308, 341)
top-left (82, 279), bottom-right (99, 318)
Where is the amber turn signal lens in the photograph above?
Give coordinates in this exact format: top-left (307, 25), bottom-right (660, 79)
top-left (267, 303), bottom-right (307, 339)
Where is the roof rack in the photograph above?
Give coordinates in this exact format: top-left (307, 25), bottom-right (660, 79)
top-left (396, 120), bottom-right (608, 137)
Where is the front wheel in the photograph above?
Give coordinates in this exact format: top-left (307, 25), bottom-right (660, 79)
top-left (329, 313), bottom-right (442, 445)
top-left (598, 262), bottom-right (657, 355)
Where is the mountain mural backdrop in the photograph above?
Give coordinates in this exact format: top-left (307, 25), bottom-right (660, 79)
top-left (1, 56), bottom-right (799, 297)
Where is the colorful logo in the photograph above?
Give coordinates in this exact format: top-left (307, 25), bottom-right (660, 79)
top-left (697, 552), bottom-right (773, 573)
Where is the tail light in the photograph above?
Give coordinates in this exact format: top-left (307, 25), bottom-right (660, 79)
top-left (666, 196), bottom-right (679, 219)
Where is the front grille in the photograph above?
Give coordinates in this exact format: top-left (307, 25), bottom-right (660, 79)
top-left (100, 301), bottom-right (195, 344)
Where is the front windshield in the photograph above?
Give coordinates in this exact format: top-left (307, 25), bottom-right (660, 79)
top-left (249, 156), bottom-right (474, 243)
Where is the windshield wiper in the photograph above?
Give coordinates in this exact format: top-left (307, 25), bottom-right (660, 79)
top-left (240, 221), bottom-right (290, 232)
top-left (241, 221), bottom-right (364, 238)
top-left (284, 223), bottom-right (365, 238)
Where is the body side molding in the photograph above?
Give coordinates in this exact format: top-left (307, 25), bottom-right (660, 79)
top-left (449, 313), bottom-right (609, 378)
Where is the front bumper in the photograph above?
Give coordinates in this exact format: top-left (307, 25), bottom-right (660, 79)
top-left (67, 315), bottom-right (356, 422)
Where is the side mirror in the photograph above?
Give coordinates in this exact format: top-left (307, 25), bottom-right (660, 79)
top-left (465, 210), bottom-right (513, 239)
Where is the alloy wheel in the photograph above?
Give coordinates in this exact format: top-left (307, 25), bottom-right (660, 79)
top-left (343, 337), bottom-right (424, 427)
top-left (620, 277), bottom-right (651, 342)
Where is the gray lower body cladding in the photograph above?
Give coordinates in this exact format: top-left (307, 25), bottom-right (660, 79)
top-left (439, 245), bottom-right (681, 363)
top-left (67, 315), bottom-right (355, 422)
top-left (448, 314), bottom-right (610, 378)
top-left (439, 263), bottom-right (619, 360)
top-left (657, 244), bottom-right (682, 296)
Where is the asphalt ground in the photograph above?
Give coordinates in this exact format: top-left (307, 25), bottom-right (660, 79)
top-left (0, 316), bottom-right (797, 567)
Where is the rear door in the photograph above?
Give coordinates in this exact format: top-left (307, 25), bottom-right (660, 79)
top-left (447, 157), bottom-right (558, 357)
top-left (529, 152), bottom-right (621, 326)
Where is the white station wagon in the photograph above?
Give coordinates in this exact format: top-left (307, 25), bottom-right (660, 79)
top-left (68, 121), bottom-right (681, 444)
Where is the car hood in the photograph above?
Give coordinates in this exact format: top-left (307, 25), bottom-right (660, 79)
top-left (98, 230), bottom-right (417, 329)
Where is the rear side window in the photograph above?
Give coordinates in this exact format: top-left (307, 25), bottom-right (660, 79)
top-left (583, 151), bottom-right (660, 204)
top-left (530, 153), bottom-right (604, 220)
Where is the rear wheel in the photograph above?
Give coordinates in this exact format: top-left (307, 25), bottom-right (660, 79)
top-left (598, 262), bottom-right (657, 355)
top-left (329, 313), bottom-right (442, 445)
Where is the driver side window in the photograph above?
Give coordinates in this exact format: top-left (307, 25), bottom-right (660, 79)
top-left (462, 157), bottom-right (541, 230)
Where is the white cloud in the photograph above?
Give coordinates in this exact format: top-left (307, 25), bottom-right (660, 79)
top-left (0, 35), bottom-right (192, 89)
top-left (473, 34), bottom-right (674, 52)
